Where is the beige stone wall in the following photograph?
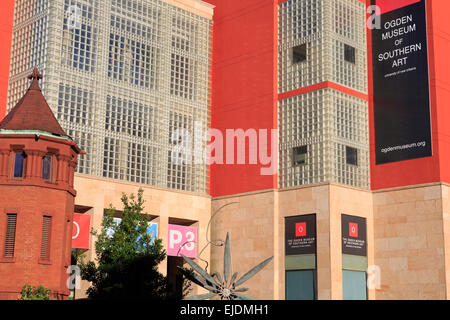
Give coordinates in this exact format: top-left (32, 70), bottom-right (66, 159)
top-left (72, 173), bottom-right (211, 299)
top-left (279, 184), bottom-right (373, 300)
top-left (210, 190), bottom-right (277, 300)
top-left (442, 185), bottom-right (450, 299)
top-left (211, 183), bottom-right (373, 300)
top-left (373, 183), bottom-right (447, 299)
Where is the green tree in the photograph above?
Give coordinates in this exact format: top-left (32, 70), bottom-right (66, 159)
top-left (79, 188), bottom-right (187, 299)
top-left (20, 284), bottom-right (52, 300)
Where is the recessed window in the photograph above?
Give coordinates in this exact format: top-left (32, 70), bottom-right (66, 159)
top-left (40, 216), bottom-right (52, 261)
top-left (293, 146), bottom-right (308, 166)
top-left (292, 44), bottom-right (307, 64)
top-left (42, 155), bottom-right (52, 180)
top-left (344, 44), bottom-right (356, 64)
top-left (3, 214), bottom-right (17, 259)
top-left (346, 146), bottom-right (358, 166)
top-left (13, 152), bottom-right (26, 178)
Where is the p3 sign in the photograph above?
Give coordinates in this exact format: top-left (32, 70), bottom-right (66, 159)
top-left (72, 213), bottom-right (91, 249)
top-left (167, 224), bottom-right (197, 258)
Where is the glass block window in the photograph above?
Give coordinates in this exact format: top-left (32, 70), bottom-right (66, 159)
top-left (62, 0), bottom-right (97, 72)
top-left (278, 0), bottom-right (324, 93)
top-left (66, 129), bottom-right (93, 175)
top-left (57, 83), bottom-right (94, 126)
top-left (102, 138), bottom-right (155, 185)
top-left (108, 33), bottom-right (159, 88)
top-left (170, 54), bottom-right (194, 99)
top-left (105, 95), bottom-right (154, 139)
top-left (167, 111), bottom-right (194, 191)
top-left (279, 88), bottom-right (369, 189)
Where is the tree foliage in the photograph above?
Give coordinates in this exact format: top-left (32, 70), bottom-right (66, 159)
top-left (20, 284), bottom-right (52, 300)
top-left (79, 188), bottom-right (185, 299)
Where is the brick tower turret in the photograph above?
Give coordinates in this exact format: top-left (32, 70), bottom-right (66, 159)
top-left (0, 68), bottom-right (83, 300)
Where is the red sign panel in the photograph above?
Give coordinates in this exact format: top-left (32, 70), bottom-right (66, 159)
top-left (295, 222), bottom-right (307, 237)
top-left (376, 0), bottom-right (421, 14)
top-left (72, 213), bottom-right (91, 249)
top-left (349, 223), bottom-right (359, 238)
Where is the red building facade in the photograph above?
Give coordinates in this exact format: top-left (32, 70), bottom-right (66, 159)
top-left (0, 69), bottom-right (82, 300)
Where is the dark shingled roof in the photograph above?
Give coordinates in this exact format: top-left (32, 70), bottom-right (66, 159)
top-left (0, 67), bottom-right (68, 137)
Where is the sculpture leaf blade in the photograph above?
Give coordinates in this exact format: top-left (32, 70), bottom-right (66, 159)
top-left (177, 266), bottom-right (207, 288)
top-left (224, 233), bottom-right (231, 284)
top-left (181, 255), bottom-right (219, 287)
top-left (230, 272), bottom-right (239, 285)
top-left (234, 257), bottom-right (273, 287)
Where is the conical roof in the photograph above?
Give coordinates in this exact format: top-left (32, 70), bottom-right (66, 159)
top-left (0, 68), bottom-right (68, 137)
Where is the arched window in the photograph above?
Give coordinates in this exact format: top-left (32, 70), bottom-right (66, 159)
top-left (42, 155), bottom-right (52, 180)
top-left (13, 152), bottom-right (26, 178)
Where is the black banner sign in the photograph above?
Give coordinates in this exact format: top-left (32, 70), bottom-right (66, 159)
top-left (341, 214), bottom-right (367, 257)
top-left (372, 0), bottom-right (432, 164)
top-left (285, 214), bottom-right (316, 256)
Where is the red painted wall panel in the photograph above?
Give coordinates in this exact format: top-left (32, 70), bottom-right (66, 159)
top-left (376, 0), bottom-right (421, 14)
top-left (205, 0), bottom-right (278, 197)
top-left (368, 0), bottom-right (450, 190)
top-left (427, 0), bottom-right (450, 185)
top-left (0, 0), bottom-right (14, 120)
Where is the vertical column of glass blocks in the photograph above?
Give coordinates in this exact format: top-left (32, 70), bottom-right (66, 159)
top-left (278, 0), bottom-right (369, 189)
top-left (278, 0), bottom-right (326, 93)
top-left (6, 0), bottom-right (212, 194)
top-left (279, 91), bottom-right (327, 188)
top-left (7, 0), bottom-right (50, 110)
top-left (330, 0), bottom-right (367, 92)
top-left (327, 89), bottom-right (369, 188)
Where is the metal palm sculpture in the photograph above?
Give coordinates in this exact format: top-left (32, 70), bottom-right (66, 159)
top-left (178, 233), bottom-right (273, 300)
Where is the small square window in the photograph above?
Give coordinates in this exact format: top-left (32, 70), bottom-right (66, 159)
top-left (292, 44), bottom-right (307, 64)
top-left (346, 146), bottom-right (358, 166)
top-left (293, 146), bottom-right (307, 166)
top-left (344, 44), bottom-right (356, 64)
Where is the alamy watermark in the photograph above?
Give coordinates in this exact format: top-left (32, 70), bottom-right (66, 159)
top-left (170, 121), bottom-right (278, 176)
top-left (367, 265), bottom-right (381, 290)
top-left (66, 5), bottom-right (81, 31)
top-left (67, 265), bottom-right (81, 290)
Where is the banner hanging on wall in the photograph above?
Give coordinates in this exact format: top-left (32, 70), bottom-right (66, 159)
top-left (285, 214), bottom-right (317, 256)
top-left (341, 214), bottom-right (367, 257)
top-left (372, 0), bottom-right (432, 164)
top-left (72, 213), bottom-right (91, 249)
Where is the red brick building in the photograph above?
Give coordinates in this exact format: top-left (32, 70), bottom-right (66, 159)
top-left (0, 68), bottom-right (82, 300)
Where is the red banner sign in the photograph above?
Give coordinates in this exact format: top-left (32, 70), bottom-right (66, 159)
top-left (72, 213), bottom-right (91, 249)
